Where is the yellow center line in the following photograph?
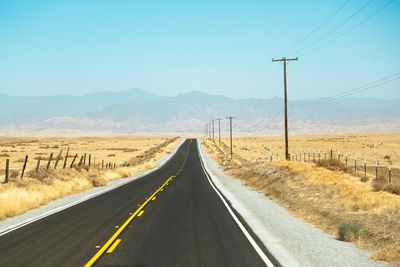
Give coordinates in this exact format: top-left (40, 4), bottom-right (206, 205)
top-left (152, 197), bottom-right (156, 201)
top-left (84, 140), bottom-right (192, 267)
top-left (84, 176), bottom-right (172, 267)
top-left (138, 210), bottom-right (144, 217)
top-left (106, 239), bottom-right (121, 254)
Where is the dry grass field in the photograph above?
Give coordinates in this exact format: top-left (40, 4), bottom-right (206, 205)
top-left (204, 134), bottom-right (400, 264)
top-left (0, 136), bottom-right (180, 221)
top-left (222, 134), bottom-right (400, 168)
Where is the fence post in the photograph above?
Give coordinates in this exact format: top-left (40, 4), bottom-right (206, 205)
top-left (308, 152), bottom-right (310, 162)
top-left (4, 159), bottom-right (9, 184)
top-left (70, 154), bottom-right (78, 168)
top-left (364, 159), bottom-right (367, 180)
top-left (78, 155), bottom-right (84, 166)
top-left (354, 157), bottom-right (357, 175)
top-left (63, 147), bottom-right (69, 169)
top-left (47, 152), bottom-right (53, 170)
top-left (102, 160), bottom-right (104, 169)
top-left (345, 155), bottom-right (348, 167)
top-left (318, 151), bottom-right (320, 162)
top-left (20, 155), bottom-right (28, 179)
top-left (54, 150), bottom-right (62, 169)
top-left (388, 166), bottom-right (391, 183)
top-left (375, 162), bottom-right (378, 180)
top-left (330, 150), bottom-right (333, 159)
top-left (36, 158), bottom-right (41, 173)
top-left (88, 154), bottom-right (91, 167)
top-left (83, 153), bottom-right (86, 165)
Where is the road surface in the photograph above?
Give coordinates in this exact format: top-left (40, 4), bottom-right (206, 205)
top-left (0, 139), bottom-right (278, 267)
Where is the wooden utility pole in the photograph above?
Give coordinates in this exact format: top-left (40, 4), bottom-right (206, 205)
top-left (226, 116), bottom-right (236, 159)
top-left (216, 118), bottom-right (223, 147)
top-left (272, 57), bottom-right (298, 160)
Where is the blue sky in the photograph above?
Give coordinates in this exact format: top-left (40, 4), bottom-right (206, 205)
top-left (0, 0), bottom-right (399, 99)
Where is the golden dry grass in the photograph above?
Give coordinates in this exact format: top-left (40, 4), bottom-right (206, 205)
top-left (0, 136), bottom-right (180, 221)
top-left (203, 137), bottom-right (400, 264)
top-left (223, 134), bottom-right (400, 168)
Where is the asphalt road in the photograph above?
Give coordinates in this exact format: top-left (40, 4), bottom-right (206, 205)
top-left (0, 139), bottom-right (276, 267)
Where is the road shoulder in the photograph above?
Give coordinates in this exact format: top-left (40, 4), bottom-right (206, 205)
top-left (198, 140), bottom-right (387, 267)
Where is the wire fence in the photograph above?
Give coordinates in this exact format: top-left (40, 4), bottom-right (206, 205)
top-left (286, 150), bottom-right (399, 185)
top-left (0, 148), bottom-right (126, 184)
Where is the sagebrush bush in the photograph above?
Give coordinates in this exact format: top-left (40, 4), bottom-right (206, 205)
top-left (337, 222), bottom-right (363, 241)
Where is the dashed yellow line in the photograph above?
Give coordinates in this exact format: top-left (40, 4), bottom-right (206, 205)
top-left (106, 239), bottom-right (121, 254)
top-left (84, 139), bottom-right (193, 267)
top-left (84, 175), bottom-right (174, 267)
top-left (152, 197), bottom-right (156, 201)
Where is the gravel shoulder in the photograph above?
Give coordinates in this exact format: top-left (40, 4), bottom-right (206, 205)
top-left (0, 139), bottom-right (184, 236)
top-left (199, 141), bottom-right (388, 267)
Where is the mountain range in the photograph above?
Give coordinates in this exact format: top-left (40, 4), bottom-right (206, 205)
top-left (0, 89), bottom-right (399, 135)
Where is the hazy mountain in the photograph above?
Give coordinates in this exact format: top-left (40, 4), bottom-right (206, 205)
top-left (0, 89), bottom-right (399, 135)
top-left (0, 88), bottom-right (157, 117)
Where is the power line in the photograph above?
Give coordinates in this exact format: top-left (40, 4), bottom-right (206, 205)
top-left (280, 0), bottom-right (351, 56)
top-left (300, 0), bottom-right (395, 56)
top-left (293, 0), bottom-right (375, 55)
top-left (294, 72), bottom-right (400, 108)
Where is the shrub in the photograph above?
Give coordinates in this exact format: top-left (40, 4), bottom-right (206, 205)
top-left (10, 170), bottom-right (19, 178)
top-left (373, 178), bottom-right (400, 195)
top-left (316, 158), bottom-right (345, 171)
top-left (91, 177), bottom-right (107, 187)
top-left (337, 222), bottom-right (363, 241)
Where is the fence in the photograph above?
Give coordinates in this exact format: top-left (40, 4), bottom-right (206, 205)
top-left (1, 148), bottom-right (127, 184)
top-left (287, 149), bottom-right (398, 184)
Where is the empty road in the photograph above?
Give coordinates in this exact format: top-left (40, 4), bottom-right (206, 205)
top-left (0, 139), bottom-right (277, 267)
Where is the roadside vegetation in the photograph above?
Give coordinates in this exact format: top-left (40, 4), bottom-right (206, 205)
top-left (0, 136), bottom-right (180, 220)
top-left (203, 136), bottom-right (400, 264)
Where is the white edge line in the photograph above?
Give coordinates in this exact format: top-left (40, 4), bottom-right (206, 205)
top-left (0, 138), bottom-right (185, 237)
top-left (197, 139), bottom-right (275, 267)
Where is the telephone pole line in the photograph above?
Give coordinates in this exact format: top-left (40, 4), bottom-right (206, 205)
top-left (226, 116), bottom-right (236, 159)
top-left (272, 56), bottom-right (298, 160)
top-left (216, 118), bottom-right (223, 147)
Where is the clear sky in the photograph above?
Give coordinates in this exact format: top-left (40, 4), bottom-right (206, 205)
top-left (0, 0), bottom-right (399, 99)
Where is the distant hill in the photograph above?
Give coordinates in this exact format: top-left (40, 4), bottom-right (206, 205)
top-left (0, 89), bottom-right (399, 135)
top-left (0, 88), bottom-right (157, 117)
